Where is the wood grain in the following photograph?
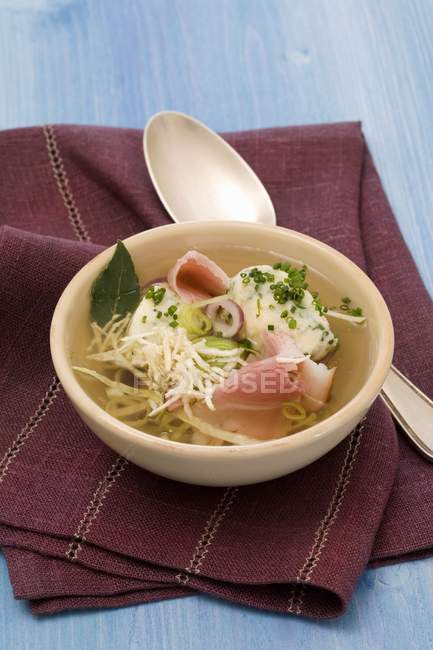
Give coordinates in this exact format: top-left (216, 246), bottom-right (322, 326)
top-left (0, 0), bottom-right (432, 648)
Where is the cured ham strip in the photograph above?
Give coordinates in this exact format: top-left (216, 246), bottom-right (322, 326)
top-left (300, 357), bottom-right (336, 412)
top-left (191, 402), bottom-right (290, 441)
top-left (213, 355), bottom-right (303, 409)
top-left (262, 331), bottom-right (335, 411)
top-left (261, 330), bottom-right (306, 361)
top-left (167, 250), bottom-right (230, 303)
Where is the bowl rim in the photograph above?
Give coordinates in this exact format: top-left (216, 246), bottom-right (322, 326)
top-left (50, 221), bottom-right (394, 459)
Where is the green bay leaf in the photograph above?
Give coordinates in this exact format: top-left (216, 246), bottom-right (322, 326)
top-left (90, 240), bottom-right (140, 326)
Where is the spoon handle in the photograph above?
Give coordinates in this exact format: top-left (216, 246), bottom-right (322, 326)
top-left (380, 364), bottom-right (433, 461)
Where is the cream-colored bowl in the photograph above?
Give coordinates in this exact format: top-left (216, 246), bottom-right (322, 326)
top-left (50, 222), bottom-right (394, 486)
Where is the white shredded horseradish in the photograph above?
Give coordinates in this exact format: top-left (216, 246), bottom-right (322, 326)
top-left (88, 325), bottom-right (247, 417)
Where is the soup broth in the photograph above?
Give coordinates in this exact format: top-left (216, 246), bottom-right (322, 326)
top-left (72, 245), bottom-right (370, 442)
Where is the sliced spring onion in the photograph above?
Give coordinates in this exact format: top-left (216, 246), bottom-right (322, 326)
top-left (177, 304), bottom-right (212, 335)
top-left (197, 335), bottom-right (240, 351)
top-left (205, 299), bottom-right (244, 337)
top-left (326, 309), bottom-right (366, 324)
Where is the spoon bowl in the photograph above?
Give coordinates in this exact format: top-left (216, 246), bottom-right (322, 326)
top-left (144, 111), bottom-right (276, 225)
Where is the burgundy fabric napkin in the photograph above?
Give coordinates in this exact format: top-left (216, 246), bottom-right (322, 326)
top-left (0, 123), bottom-right (432, 619)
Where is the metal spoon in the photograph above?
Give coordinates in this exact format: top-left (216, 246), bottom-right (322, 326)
top-left (143, 111), bottom-right (433, 460)
top-left (144, 111), bottom-right (275, 225)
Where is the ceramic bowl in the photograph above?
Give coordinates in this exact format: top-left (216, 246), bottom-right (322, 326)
top-left (50, 222), bottom-right (394, 486)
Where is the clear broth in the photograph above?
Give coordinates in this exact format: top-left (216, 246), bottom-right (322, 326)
top-left (73, 245), bottom-right (370, 439)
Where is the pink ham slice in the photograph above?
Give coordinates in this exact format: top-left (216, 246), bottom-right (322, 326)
top-left (195, 330), bottom-right (304, 439)
top-left (169, 323), bottom-right (335, 440)
top-left (213, 355), bottom-right (303, 409)
top-left (261, 330), bottom-right (305, 360)
top-left (263, 331), bottom-right (335, 412)
top-left (300, 358), bottom-right (336, 412)
top-left (191, 402), bottom-right (289, 441)
top-left (167, 250), bottom-right (230, 303)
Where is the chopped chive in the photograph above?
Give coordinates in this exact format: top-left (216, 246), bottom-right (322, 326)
top-left (267, 324), bottom-right (275, 331)
top-left (341, 296), bottom-right (351, 304)
top-left (312, 292), bottom-right (327, 316)
top-left (141, 315), bottom-right (147, 323)
top-left (169, 320), bottom-right (178, 328)
top-left (290, 305), bottom-right (296, 314)
top-left (288, 318), bottom-right (297, 329)
top-left (256, 298), bottom-right (261, 317)
top-left (238, 338), bottom-right (253, 349)
top-left (248, 268), bottom-right (274, 284)
top-left (281, 310), bottom-right (288, 319)
top-left (242, 277), bottom-right (250, 285)
top-left (156, 311), bottom-right (162, 319)
top-left (145, 285), bottom-right (166, 305)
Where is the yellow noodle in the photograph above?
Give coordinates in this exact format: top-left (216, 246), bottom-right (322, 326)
top-left (282, 401), bottom-right (307, 422)
top-left (81, 314), bottom-right (325, 445)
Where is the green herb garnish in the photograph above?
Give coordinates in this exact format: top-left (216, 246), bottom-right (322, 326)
top-left (268, 324), bottom-right (275, 331)
top-left (90, 240), bottom-right (140, 326)
top-left (288, 318), bottom-right (297, 329)
top-left (312, 291), bottom-right (328, 316)
top-left (248, 267), bottom-right (275, 284)
top-left (270, 281), bottom-right (305, 305)
top-left (145, 285), bottom-right (166, 305)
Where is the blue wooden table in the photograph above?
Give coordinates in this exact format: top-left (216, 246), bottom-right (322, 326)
top-left (1, 1), bottom-right (432, 648)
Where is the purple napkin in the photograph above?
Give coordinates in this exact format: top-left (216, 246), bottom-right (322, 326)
top-left (0, 122), bottom-right (431, 618)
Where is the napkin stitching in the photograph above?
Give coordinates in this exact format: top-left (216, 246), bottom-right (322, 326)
top-left (65, 456), bottom-right (129, 561)
top-left (0, 375), bottom-right (61, 484)
top-left (0, 123), bottom-right (92, 485)
top-left (43, 125), bottom-right (91, 243)
top-left (175, 487), bottom-right (239, 585)
top-left (43, 123), bottom-right (131, 563)
top-left (287, 417), bottom-right (365, 615)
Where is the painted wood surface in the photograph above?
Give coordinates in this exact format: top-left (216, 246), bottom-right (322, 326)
top-left (0, 1), bottom-right (432, 648)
